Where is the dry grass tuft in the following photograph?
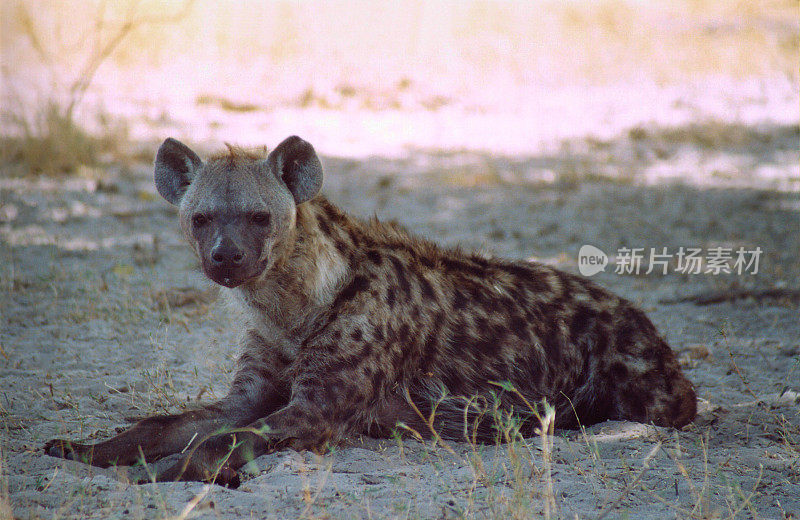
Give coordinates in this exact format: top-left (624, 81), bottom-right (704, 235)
top-left (0, 102), bottom-right (120, 176)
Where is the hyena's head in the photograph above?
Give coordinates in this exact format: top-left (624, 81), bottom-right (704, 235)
top-left (154, 135), bottom-right (323, 288)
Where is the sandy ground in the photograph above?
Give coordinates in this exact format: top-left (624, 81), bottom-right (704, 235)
top-left (2, 87), bottom-right (800, 518)
top-left (1, 4), bottom-right (799, 513)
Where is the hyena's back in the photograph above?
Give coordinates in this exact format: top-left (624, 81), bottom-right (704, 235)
top-left (332, 215), bottom-right (696, 437)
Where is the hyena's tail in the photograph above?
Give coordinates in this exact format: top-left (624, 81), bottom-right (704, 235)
top-left (612, 352), bottom-right (697, 428)
top-left (662, 371), bottom-right (697, 428)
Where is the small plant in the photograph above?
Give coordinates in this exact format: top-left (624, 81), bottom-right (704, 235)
top-left (1, 1), bottom-right (193, 176)
top-left (0, 101), bottom-right (115, 176)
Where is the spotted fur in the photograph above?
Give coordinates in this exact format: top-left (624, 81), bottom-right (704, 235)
top-left (45, 136), bottom-right (696, 487)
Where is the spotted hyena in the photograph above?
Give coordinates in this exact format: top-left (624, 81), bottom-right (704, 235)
top-left (46, 136), bottom-right (696, 487)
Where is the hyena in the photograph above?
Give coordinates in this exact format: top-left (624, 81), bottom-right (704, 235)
top-left (46, 136), bottom-right (696, 487)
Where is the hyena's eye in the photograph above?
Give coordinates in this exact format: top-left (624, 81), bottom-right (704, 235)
top-left (250, 212), bottom-right (270, 226)
top-left (192, 214), bottom-right (209, 227)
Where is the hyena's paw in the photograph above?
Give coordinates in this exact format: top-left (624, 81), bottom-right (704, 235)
top-left (139, 458), bottom-right (241, 488)
top-left (43, 439), bottom-right (92, 463)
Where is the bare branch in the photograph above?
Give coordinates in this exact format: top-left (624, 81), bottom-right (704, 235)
top-left (65, 0), bottom-right (196, 118)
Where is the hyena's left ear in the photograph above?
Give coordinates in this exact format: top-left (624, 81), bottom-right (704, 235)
top-left (154, 138), bottom-right (203, 205)
top-left (268, 135), bottom-right (323, 205)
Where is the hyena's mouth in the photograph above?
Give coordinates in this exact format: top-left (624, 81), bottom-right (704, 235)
top-left (206, 261), bottom-right (271, 289)
top-left (205, 267), bottom-right (248, 288)
top-left (219, 276), bottom-right (241, 288)
top-left (204, 255), bottom-right (272, 288)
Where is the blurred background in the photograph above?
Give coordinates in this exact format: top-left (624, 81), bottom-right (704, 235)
top-left (1, 0), bottom-right (798, 187)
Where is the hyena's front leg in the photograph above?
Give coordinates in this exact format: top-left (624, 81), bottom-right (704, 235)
top-left (45, 331), bottom-right (291, 468)
top-left (154, 340), bottom-right (381, 486)
top-left (44, 400), bottom-right (249, 467)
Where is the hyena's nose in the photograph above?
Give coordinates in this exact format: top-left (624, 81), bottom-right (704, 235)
top-left (211, 239), bottom-right (244, 267)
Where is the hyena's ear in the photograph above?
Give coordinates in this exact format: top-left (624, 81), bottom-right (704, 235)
top-left (268, 135), bottom-right (323, 205)
top-left (154, 138), bottom-right (203, 205)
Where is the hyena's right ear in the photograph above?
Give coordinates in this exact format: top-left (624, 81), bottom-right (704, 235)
top-left (154, 138), bottom-right (203, 205)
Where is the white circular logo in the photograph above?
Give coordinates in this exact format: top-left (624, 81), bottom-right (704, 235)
top-left (578, 245), bottom-right (608, 276)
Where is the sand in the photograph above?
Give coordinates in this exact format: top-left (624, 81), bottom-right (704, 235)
top-left (2, 84), bottom-right (799, 517)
